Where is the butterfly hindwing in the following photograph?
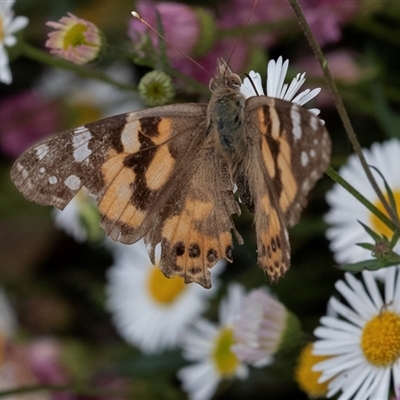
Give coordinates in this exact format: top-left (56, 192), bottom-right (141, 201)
top-left (144, 135), bottom-right (241, 287)
top-left (239, 96), bottom-right (330, 281)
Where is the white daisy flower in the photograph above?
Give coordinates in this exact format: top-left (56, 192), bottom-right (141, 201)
top-left (0, 0), bottom-right (28, 84)
top-left (178, 284), bottom-right (248, 400)
top-left (313, 269), bottom-right (400, 400)
top-left (232, 287), bottom-right (301, 368)
top-left (241, 56), bottom-right (322, 118)
top-left (106, 240), bottom-right (225, 355)
top-left (37, 62), bottom-right (142, 118)
top-left (325, 139), bottom-right (400, 266)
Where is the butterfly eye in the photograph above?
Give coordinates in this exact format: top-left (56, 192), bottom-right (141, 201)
top-left (226, 75), bottom-right (242, 89)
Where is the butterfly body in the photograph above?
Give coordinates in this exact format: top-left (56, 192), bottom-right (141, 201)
top-left (10, 59), bottom-right (330, 288)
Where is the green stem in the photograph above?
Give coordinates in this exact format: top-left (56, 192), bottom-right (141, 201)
top-left (0, 383), bottom-right (132, 398)
top-left (287, 0), bottom-right (400, 230)
top-left (326, 166), bottom-right (397, 233)
top-left (0, 384), bottom-right (69, 397)
top-left (18, 41), bottom-right (137, 92)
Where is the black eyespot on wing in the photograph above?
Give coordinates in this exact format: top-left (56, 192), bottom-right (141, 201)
top-left (188, 243), bottom-right (201, 258)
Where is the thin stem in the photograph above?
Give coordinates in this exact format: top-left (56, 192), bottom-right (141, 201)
top-left (287, 0), bottom-right (400, 229)
top-left (0, 383), bottom-right (132, 398)
top-left (18, 41), bottom-right (137, 92)
top-left (0, 385), bottom-right (70, 397)
top-left (325, 166), bottom-right (397, 233)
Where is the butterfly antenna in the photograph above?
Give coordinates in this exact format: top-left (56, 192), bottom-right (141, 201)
top-left (226, 0), bottom-right (259, 69)
top-left (243, 72), bottom-right (260, 96)
top-left (131, 11), bottom-right (214, 79)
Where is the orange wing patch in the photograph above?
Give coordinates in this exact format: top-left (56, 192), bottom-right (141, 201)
top-left (277, 135), bottom-right (298, 214)
top-left (160, 197), bottom-right (233, 288)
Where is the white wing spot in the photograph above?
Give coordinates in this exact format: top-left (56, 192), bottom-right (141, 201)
top-left (64, 175), bottom-right (81, 191)
top-left (39, 167), bottom-right (45, 173)
top-left (310, 149), bottom-right (316, 158)
top-left (301, 151), bottom-right (309, 167)
top-left (302, 178), bottom-right (312, 192)
top-left (17, 163), bottom-right (29, 180)
top-left (313, 138), bottom-right (319, 145)
top-left (73, 129), bottom-right (92, 162)
top-left (290, 105), bottom-right (302, 140)
top-left (310, 169), bottom-right (319, 180)
top-left (35, 144), bottom-right (49, 161)
top-left (310, 116), bottom-right (319, 131)
top-left (48, 176), bottom-right (58, 185)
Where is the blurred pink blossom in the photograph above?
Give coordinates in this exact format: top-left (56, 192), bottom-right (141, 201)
top-left (27, 338), bottom-right (71, 389)
top-left (129, 0), bottom-right (268, 84)
top-left (0, 338), bottom-right (73, 400)
top-left (300, 0), bottom-right (360, 45)
top-left (174, 38), bottom-right (253, 85)
top-left (0, 90), bottom-right (62, 158)
top-left (217, 0), bottom-right (292, 47)
top-left (296, 49), bottom-right (361, 107)
top-left (129, 1), bottom-right (212, 60)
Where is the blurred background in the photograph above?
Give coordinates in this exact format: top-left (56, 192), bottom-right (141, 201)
top-left (1, 0), bottom-right (400, 399)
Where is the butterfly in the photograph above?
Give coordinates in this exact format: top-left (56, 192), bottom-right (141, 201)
top-left (10, 58), bottom-right (331, 288)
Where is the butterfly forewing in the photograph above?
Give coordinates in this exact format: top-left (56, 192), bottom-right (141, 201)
top-left (10, 103), bottom-right (241, 288)
top-left (246, 97), bottom-right (330, 224)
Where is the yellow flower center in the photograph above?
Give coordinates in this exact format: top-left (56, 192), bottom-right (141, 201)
top-left (147, 265), bottom-right (186, 304)
top-left (361, 310), bottom-right (400, 366)
top-left (212, 327), bottom-right (239, 377)
top-left (63, 22), bottom-right (89, 49)
top-left (294, 343), bottom-right (331, 399)
top-left (370, 191), bottom-right (400, 238)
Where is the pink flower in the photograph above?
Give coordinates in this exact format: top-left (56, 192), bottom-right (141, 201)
top-left (0, 90), bottom-right (62, 158)
top-left (296, 49), bottom-right (362, 108)
top-left (28, 338), bottom-right (69, 385)
top-left (27, 338), bottom-right (75, 400)
top-left (173, 38), bottom-right (247, 85)
top-left (217, 0), bottom-right (292, 47)
top-left (129, 1), bottom-right (216, 61)
top-left (0, 338), bottom-right (74, 400)
top-left (46, 13), bottom-right (102, 65)
top-left (130, 1), bottom-right (271, 84)
top-left (232, 288), bottom-right (293, 367)
top-left (300, 0), bottom-right (360, 45)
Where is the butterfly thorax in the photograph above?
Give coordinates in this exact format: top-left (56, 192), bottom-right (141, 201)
top-left (208, 59), bottom-right (248, 172)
